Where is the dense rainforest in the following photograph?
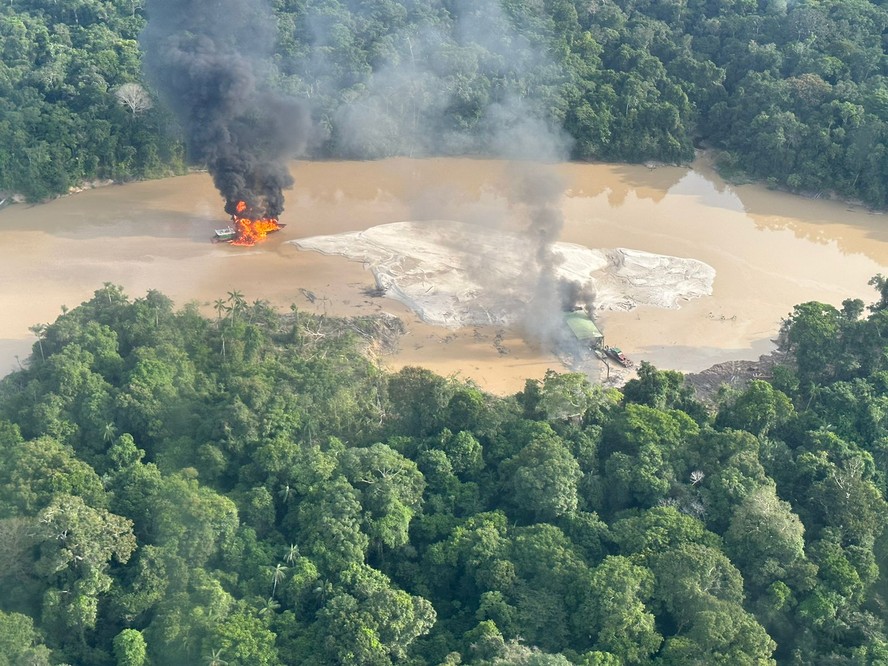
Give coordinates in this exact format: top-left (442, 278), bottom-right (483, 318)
top-left (3, 0), bottom-right (888, 206)
top-left (1, 282), bottom-right (888, 664)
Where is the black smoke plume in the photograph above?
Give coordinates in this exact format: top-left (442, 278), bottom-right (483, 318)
top-left (140, 0), bottom-right (311, 218)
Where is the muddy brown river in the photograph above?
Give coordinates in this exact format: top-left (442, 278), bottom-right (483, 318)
top-left (1, 157), bottom-right (885, 394)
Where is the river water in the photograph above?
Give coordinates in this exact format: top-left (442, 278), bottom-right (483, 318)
top-left (1, 157), bottom-right (884, 394)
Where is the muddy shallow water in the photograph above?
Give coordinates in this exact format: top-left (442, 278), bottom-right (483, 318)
top-left (1, 157), bottom-right (884, 394)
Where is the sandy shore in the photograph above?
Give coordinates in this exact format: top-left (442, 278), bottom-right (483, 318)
top-left (0, 157), bottom-right (885, 394)
top-left (294, 220), bottom-right (715, 329)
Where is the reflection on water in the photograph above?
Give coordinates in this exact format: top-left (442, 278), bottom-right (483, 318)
top-left (667, 170), bottom-right (746, 214)
top-left (746, 204), bottom-right (888, 264)
top-left (686, 157), bottom-right (888, 264)
top-left (1, 156), bottom-right (887, 393)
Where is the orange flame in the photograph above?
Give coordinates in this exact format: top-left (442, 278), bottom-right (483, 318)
top-left (228, 201), bottom-right (284, 246)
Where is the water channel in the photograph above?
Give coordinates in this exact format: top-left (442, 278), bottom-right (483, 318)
top-left (1, 157), bottom-right (884, 394)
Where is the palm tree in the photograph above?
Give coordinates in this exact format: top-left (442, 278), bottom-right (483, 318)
top-left (102, 422), bottom-right (116, 443)
top-left (258, 597), bottom-right (281, 616)
top-left (270, 563), bottom-right (288, 597)
top-left (139, 289), bottom-right (168, 328)
top-left (278, 484), bottom-right (292, 504)
top-left (285, 544), bottom-right (299, 564)
top-left (206, 648), bottom-right (227, 666)
top-left (28, 323), bottom-right (46, 361)
top-left (249, 298), bottom-right (271, 324)
top-left (213, 298), bottom-right (229, 323)
top-left (227, 290), bottom-right (246, 320)
top-left (101, 281), bottom-right (124, 305)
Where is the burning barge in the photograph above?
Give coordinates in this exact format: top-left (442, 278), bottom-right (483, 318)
top-left (213, 200), bottom-right (286, 246)
top-left (213, 223), bottom-right (286, 244)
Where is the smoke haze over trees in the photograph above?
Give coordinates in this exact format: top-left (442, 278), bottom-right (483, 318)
top-left (3, 0), bottom-right (888, 208)
top-left (289, 0), bottom-right (574, 161)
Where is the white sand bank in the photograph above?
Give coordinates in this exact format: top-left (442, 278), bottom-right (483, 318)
top-left (292, 220), bottom-right (715, 329)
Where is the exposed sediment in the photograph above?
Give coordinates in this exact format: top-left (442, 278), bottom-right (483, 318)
top-left (292, 220), bottom-right (716, 330)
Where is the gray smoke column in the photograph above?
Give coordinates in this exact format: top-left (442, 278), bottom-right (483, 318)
top-left (504, 156), bottom-right (573, 349)
top-left (480, 91), bottom-right (575, 348)
top-left (140, 0), bottom-right (311, 218)
top-left (319, 0), bottom-right (579, 351)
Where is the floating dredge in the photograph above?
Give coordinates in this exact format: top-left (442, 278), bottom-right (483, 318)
top-left (563, 308), bottom-right (634, 368)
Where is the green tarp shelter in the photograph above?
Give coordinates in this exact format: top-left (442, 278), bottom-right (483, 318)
top-left (564, 311), bottom-right (603, 343)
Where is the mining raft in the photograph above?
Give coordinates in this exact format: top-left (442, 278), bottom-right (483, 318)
top-left (212, 227), bottom-right (238, 243)
top-left (563, 310), bottom-right (634, 368)
top-left (212, 223), bottom-right (287, 244)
